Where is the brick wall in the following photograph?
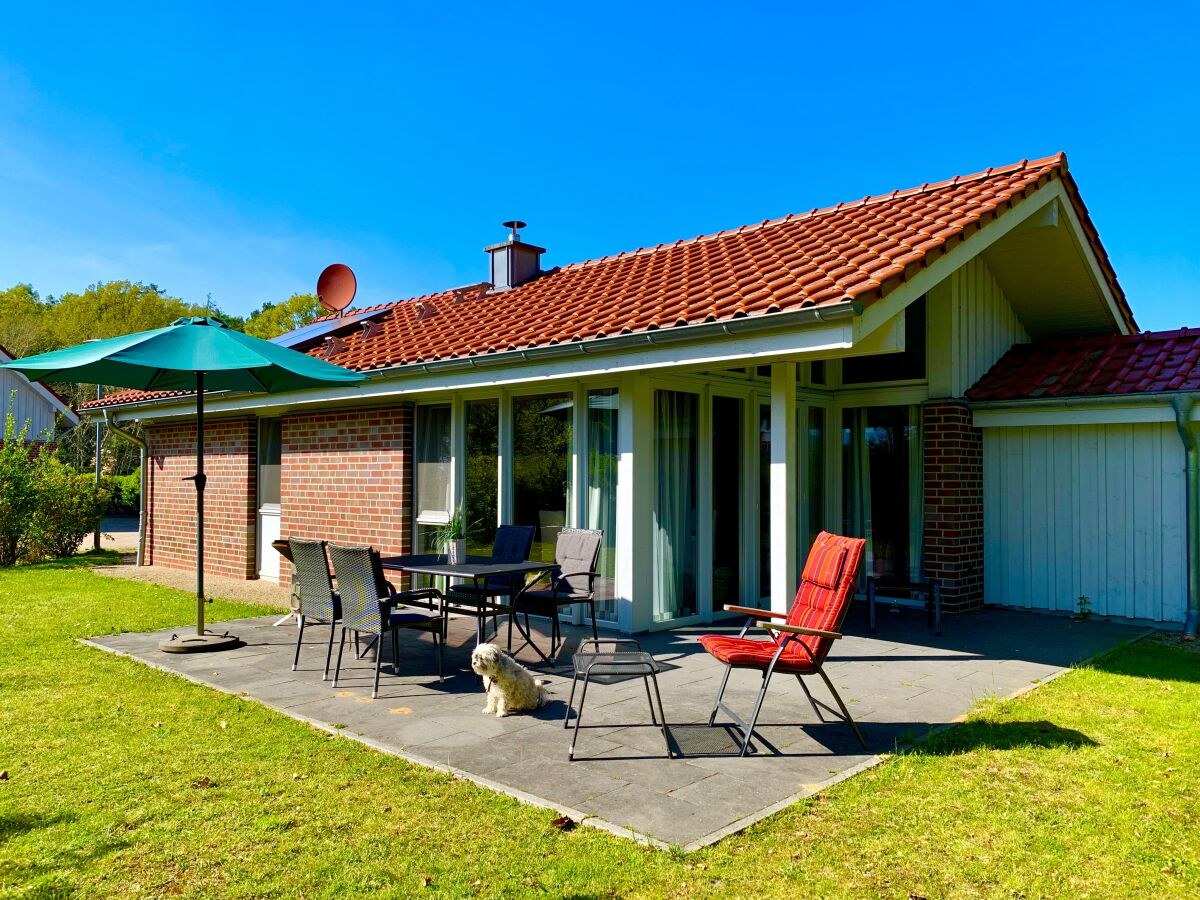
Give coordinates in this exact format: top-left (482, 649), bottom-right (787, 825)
top-left (922, 401), bottom-right (984, 611)
top-left (145, 418), bottom-right (257, 578)
top-left (278, 405), bottom-right (413, 588)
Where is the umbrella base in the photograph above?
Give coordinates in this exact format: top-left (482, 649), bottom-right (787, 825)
top-left (159, 631), bottom-right (243, 653)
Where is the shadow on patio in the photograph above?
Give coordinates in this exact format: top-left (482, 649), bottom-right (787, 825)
top-left (84, 600), bottom-right (1146, 849)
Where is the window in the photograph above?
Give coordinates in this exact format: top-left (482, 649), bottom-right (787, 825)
top-left (414, 406), bottom-right (452, 556)
top-left (841, 296), bottom-right (927, 384)
top-left (258, 418), bottom-right (281, 509)
top-left (464, 399), bottom-right (498, 551)
top-left (653, 390), bottom-right (699, 622)
top-left (585, 388), bottom-right (619, 622)
top-left (513, 394), bottom-right (572, 563)
top-left (711, 396), bottom-right (744, 608)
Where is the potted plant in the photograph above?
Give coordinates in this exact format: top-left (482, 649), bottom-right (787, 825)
top-left (432, 505), bottom-right (468, 564)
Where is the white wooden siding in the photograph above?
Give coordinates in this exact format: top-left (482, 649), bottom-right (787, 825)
top-left (928, 255), bottom-right (1030, 398)
top-left (984, 422), bottom-right (1187, 622)
top-left (0, 368), bottom-right (63, 438)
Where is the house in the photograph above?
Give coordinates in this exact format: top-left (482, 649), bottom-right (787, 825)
top-left (81, 153), bottom-right (1199, 636)
top-left (1, 343), bottom-right (79, 439)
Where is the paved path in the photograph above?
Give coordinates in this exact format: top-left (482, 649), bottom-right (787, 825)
top-left (92, 559), bottom-right (291, 607)
top-left (85, 605), bottom-right (1145, 849)
top-left (78, 516), bottom-right (140, 552)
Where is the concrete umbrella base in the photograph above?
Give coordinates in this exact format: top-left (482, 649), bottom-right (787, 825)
top-left (159, 631), bottom-right (243, 653)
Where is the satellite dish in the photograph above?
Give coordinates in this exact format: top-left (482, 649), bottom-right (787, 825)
top-left (316, 263), bottom-right (357, 313)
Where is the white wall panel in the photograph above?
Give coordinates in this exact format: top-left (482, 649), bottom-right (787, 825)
top-left (0, 369), bottom-right (62, 437)
top-left (984, 422), bottom-right (1187, 622)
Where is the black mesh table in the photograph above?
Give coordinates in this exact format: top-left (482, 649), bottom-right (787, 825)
top-left (565, 639), bottom-right (672, 760)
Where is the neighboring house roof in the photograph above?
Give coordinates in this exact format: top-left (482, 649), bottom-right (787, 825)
top-left (968, 329), bottom-right (1200, 401)
top-left (0, 344), bottom-right (81, 427)
top-left (86, 152), bottom-right (1132, 411)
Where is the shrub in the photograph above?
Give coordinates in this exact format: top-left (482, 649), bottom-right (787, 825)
top-left (108, 467), bottom-right (141, 514)
top-left (0, 411), bottom-right (41, 566)
top-left (23, 458), bottom-right (111, 562)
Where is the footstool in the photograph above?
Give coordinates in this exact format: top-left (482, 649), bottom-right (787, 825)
top-left (564, 639), bottom-right (673, 760)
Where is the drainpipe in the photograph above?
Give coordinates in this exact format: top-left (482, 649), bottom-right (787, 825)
top-left (1170, 396), bottom-right (1199, 640)
top-left (101, 411), bottom-right (147, 568)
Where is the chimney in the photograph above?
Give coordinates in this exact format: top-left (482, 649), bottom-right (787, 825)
top-left (484, 220), bottom-right (545, 291)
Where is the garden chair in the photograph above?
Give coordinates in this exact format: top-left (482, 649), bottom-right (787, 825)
top-left (328, 544), bottom-right (445, 697)
top-left (509, 528), bottom-right (604, 660)
top-left (445, 524), bottom-right (536, 646)
top-left (699, 531), bottom-right (867, 756)
top-left (289, 538), bottom-right (341, 680)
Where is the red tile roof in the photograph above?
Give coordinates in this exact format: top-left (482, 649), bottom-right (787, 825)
top-left (86, 153), bottom-right (1132, 410)
top-left (968, 329), bottom-right (1200, 401)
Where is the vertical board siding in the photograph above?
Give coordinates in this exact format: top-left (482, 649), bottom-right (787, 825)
top-left (0, 369), bottom-right (61, 437)
top-left (984, 422), bottom-right (1186, 622)
top-left (950, 256), bottom-right (1030, 396)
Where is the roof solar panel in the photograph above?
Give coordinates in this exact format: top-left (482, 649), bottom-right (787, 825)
top-left (271, 307), bottom-right (391, 349)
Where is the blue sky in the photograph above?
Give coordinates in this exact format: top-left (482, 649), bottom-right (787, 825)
top-left (2, 2), bottom-right (1197, 329)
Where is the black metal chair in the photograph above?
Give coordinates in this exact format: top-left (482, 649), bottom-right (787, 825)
top-left (328, 544), bottom-right (446, 697)
top-left (509, 527), bottom-right (604, 660)
top-left (289, 538), bottom-right (341, 680)
top-left (445, 524), bottom-right (536, 647)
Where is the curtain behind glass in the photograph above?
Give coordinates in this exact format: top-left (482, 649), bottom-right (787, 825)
top-left (653, 390), bottom-right (697, 622)
top-left (586, 389), bottom-right (619, 622)
top-left (416, 406), bottom-right (452, 522)
top-left (842, 407), bottom-right (874, 583)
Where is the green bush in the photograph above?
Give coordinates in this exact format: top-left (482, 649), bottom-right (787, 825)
top-left (0, 411), bottom-right (41, 566)
top-left (23, 457), bottom-right (111, 562)
top-left (108, 467), bottom-right (141, 513)
top-left (0, 404), bottom-right (111, 566)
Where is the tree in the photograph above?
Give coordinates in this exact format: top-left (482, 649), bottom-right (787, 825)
top-left (244, 293), bottom-right (322, 340)
top-left (0, 284), bottom-right (51, 357)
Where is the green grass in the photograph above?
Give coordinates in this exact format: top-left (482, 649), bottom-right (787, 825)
top-left (1, 554), bottom-right (1197, 898)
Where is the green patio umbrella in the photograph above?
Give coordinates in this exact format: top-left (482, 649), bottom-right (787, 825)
top-left (1, 316), bottom-right (366, 652)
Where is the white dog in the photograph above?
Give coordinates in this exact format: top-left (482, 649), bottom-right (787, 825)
top-left (470, 644), bottom-right (548, 717)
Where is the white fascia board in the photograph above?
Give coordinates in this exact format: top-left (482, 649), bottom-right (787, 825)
top-left (973, 400), bottom-right (1193, 428)
top-left (853, 182), bottom-right (1062, 341)
top-left (108, 313), bottom-right (872, 423)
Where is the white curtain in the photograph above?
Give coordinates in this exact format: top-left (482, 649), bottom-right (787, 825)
top-left (845, 407), bottom-right (874, 583)
top-left (416, 406), bottom-right (452, 522)
top-left (586, 391), bottom-right (619, 620)
top-left (653, 391), bottom-right (697, 621)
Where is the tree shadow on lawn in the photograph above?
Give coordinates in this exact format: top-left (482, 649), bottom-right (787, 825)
top-left (902, 719), bottom-right (1097, 756)
top-left (1089, 631), bottom-right (1200, 684)
top-left (0, 809), bottom-right (132, 893)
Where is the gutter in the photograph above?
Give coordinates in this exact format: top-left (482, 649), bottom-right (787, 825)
top-left (87, 300), bottom-right (862, 417)
top-left (101, 410), bottom-right (147, 568)
top-left (1171, 396), bottom-right (1200, 639)
top-left (974, 390), bottom-right (1200, 638)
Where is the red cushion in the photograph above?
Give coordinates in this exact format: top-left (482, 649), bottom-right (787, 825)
top-left (699, 634), bottom-right (818, 674)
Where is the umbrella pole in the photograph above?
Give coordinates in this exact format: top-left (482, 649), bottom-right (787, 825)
top-left (196, 370), bottom-right (206, 636)
top-left (159, 369), bottom-right (239, 653)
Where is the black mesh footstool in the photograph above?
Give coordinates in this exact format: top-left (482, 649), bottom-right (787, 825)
top-left (564, 639), bottom-right (672, 760)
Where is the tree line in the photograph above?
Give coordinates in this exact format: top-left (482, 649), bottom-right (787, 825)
top-left (0, 280), bottom-right (322, 477)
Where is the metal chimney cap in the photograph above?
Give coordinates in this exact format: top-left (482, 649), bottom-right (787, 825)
top-left (502, 220), bottom-right (527, 240)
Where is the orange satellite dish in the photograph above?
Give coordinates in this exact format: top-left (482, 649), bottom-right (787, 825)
top-left (317, 263), bottom-right (357, 313)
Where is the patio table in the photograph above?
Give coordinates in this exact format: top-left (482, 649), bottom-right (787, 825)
top-left (379, 554), bottom-right (556, 665)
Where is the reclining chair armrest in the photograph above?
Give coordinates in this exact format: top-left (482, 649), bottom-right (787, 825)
top-left (723, 604), bottom-right (788, 619)
top-left (761, 622), bottom-right (842, 640)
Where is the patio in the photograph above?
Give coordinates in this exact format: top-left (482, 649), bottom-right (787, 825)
top-left (85, 604), bottom-right (1146, 849)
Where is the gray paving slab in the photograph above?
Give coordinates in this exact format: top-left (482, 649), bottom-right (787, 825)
top-left (83, 601), bottom-right (1147, 849)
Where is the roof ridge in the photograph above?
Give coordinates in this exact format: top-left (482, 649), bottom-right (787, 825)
top-left (557, 153), bottom-right (1067, 273)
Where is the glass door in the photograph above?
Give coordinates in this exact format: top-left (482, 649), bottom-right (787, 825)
top-left (414, 405), bottom-right (453, 560)
top-left (255, 418), bottom-right (282, 581)
top-left (652, 390), bottom-right (699, 623)
top-left (711, 395), bottom-right (744, 610)
top-left (512, 393), bottom-right (572, 563)
top-left (464, 399), bottom-right (499, 554)
top-left (585, 388), bottom-right (619, 623)
top-left (841, 405), bottom-right (922, 584)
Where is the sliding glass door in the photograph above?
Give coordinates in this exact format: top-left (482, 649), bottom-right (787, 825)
top-left (841, 405), bottom-right (922, 583)
top-left (586, 389), bottom-right (619, 622)
top-left (464, 399), bottom-right (498, 552)
top-left (512, 394), bottom-right (572, 563)
top-left (711, 396), bottom-right (744, 610)
top-left (652, 390), bottom-right (699, 623)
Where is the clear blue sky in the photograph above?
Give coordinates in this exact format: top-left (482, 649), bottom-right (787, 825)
top-left (2, 2), bottom-right (1197, 329)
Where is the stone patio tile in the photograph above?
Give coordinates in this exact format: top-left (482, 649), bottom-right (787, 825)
top-left (578, 784), bottom-right (740, 847)
top-left (669, 771), bottom-right (794, 809)
top-left (485, 756), bottom-right (629, 807)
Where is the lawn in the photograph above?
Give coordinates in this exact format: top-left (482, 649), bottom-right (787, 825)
top-left (1, 555), bottom-right (1197, 898)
